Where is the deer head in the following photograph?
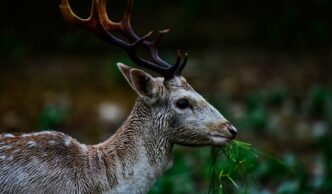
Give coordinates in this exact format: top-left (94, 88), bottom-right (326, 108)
top-left (60, 0), bottom-right (237, 146)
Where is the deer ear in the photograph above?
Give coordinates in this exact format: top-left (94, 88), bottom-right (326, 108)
top-left (130, 69), bottom-right (157, 101)
top-left (117, 63), bottom-right (134, 88)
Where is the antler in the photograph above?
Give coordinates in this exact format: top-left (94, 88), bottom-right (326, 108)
top-left (60, 0), bottom-right (187, 79)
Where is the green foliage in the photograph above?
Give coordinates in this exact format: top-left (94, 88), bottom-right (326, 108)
top-left (149, 147), bottom-right (211, 194)
top-left (307, 86), bottom-right (332, 119)
top-left (38, 104), bottom-right (69, 129)
top-left (209, 140), bottom-right (292, 194)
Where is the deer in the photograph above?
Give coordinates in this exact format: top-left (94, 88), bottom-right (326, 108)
top-left (0, 0), bottom-right (238, 193)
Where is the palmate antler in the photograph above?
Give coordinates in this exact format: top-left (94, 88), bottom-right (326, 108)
top-left (60, 0), bottom-right (187, 79)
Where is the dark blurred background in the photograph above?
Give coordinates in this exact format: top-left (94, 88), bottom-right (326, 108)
top-left (1, 0), bottom-right (332, 193)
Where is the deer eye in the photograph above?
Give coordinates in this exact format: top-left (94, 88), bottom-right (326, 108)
top-left (175, 98), bottom-right (190, 109)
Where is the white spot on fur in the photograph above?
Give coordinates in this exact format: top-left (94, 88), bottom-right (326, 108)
top-left (80, 144), bottom-right (88, 153)
top-left (15, 169), bottom-right (29, 182)
top-left (21, 133), bottom-right (32, 137)
top-left (21, 131), bottom-right (56, 138)
top-left (27, 141), bottom-right (37, 147)
top-left (0, 155), bottom-right (6, 160)
top-left (42, 131), bottom-right (55, 135)
top-left (48, 140), bottom-right (56, 145)
top-left (0, 145), bottom-right (12, 150)
top-left (3, 134), bottom-right (14, 138)
top-left (12, 149), bottom-right (19, 154)
top-left (64, 137), bottom-right (72, 146)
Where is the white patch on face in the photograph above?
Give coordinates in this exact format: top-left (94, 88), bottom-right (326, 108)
top-left (208, 135), bottom-right (230, 145)
top-left (27, 141), bottom-right (37, 148)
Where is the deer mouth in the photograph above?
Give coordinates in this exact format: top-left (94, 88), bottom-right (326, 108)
top-left (208, 131), bottom-right (231, 146)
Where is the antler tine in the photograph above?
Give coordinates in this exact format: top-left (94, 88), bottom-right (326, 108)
top-left (118, 0), bottom-right (169, 67)
top-left (174, 50), bottom-right (182, 67)
top-left (126, 32), bottom-right (180, 77)
top-left (175, 52), bottom-right (188, 75)
top-left (120, 0), bottom-right (139, 39)
top-left (147, 30), bottom-right (172, 68)
top-left (60, 0), bottom-right (90, 28)
top-left (97, 0), bottom-right (172, 74)
top-left (153, 29), bottom-right (170, 47)
top-left (60, 0), bottom-right (189, 79)
top-left (165, 50), bottom-right (187, 79)
top-left (98, 0), bottom-right (121, 32)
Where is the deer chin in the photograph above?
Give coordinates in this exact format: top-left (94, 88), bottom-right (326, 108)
top-left (208, 131), bottom-right (231, 146)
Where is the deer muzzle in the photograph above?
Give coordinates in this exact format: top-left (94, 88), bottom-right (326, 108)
top-left (207, 122), bottom-right (237, 146)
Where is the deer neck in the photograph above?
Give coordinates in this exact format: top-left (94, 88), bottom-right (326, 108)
top-left (96, 98), bottom-right (173, 192)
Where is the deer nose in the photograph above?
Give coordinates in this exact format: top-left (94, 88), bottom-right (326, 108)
top-left (227, 125), bottom-right (237, 139)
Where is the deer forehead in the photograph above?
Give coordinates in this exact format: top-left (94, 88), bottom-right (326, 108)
top-left (165, 77), bottom-right (206, 103)
top-left (165, 76), bottom-right (192, 90)
top-left (169, 88), bottom-right (206, 104)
